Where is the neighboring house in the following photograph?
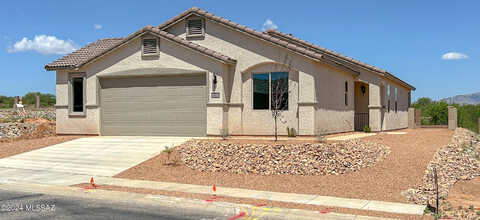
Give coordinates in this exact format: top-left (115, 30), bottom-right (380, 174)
top-left (45, 7), bottom-right (415, 137)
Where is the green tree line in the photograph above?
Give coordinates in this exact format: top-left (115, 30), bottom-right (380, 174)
top-left (0, 92), bottom-right (56, 108)
top-left (413, 97), bottom-right (480, 133)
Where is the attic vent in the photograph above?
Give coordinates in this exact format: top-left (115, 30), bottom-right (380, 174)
top-left (142, 39), bottom-right (158, 55)
top-left (187, 19), bottom-right (204, 37)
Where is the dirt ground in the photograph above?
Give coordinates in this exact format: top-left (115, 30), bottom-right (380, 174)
top-left (447, 177), bottom-right (480, 209)
top-left (116, 128), bottom-right (453, 204)
top-left (0, 121), bottom-right (84, 158)
top-left (75, 183), bottom-right (432, 220)
top-left (0, 135), bottom-right (84, 159)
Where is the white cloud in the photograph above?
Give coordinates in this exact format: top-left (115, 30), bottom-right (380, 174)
top-left (441, 52), bottom-right (469, 60)
top-left (94, 24), bottom-right (103, 30)
top-left (262, 19), bottom-right (278, 31)
top-left (8, 35), bottom-right (77, 55)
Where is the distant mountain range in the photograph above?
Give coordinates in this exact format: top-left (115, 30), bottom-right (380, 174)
top-left (441, 92), bottom-right (480, 105)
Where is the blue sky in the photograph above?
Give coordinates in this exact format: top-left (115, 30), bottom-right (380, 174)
top-left (0, 1), bottom-right (478, 101)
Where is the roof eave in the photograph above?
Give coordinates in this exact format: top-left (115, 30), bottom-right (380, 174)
top-left (44, 65), bottom-right (76, 71)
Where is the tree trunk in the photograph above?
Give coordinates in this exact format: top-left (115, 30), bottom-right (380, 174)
top-left (274, 115), bottom-right (278, 141)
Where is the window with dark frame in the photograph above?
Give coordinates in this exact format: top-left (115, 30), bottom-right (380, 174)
top-left (253, 73), bottom-right (269, 110)
top-left (394, 87), bottom-right (398, 113)
top-left (253, 72), bottom-right (288, 110)
top-left (72, 77), bottom-right (84, 113)
top-left (344, 81), bottom-right (348, 106)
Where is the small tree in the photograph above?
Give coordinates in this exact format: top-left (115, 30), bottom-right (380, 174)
top-left (271, 75), bottom-right (289, 141)
top-left (271, 55), bottom-right (292, 141)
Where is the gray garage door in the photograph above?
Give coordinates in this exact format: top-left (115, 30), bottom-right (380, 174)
top-left (100, 74), bottom-right (206, 136)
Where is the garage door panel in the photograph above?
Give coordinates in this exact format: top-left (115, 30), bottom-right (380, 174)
top-left (102, 126), bottom-right (205, 137)
top-left (100, 75), bottom-right (207, 136)
top-left (101, 75), bottom-right (205, 88)
top-left (102, 111), bottom-right (206, 123)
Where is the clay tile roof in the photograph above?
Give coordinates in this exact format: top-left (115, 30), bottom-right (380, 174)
top-left (45, 38), bottom-right (124, 71)
top-left (263, 29), bottom-right (415, 90)
top-left (45, 25), bottom-right (236, 71)
top-left (157, 7), bottom-right (325, 62)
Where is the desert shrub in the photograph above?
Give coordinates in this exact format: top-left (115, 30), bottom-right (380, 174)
top-left (0, 96), bottom-right (14, 108)
top-left (316, 129), bottom-right (327, 143)
top-left (219, 128), bottom-right (228, 140)
top-left (363, 125), bottom-right (371, 133)
top-left (287, 127), bottom-right (296, 137)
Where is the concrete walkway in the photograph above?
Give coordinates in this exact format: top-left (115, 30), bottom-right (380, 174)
top-left (1, 182), bottom-right (397, 220)
top-left (90, 177), bottom-right (425, 215)
top-left (327, 133), bottom-right (377, 141)
top-left (0, 136), bottom-right (190, 185)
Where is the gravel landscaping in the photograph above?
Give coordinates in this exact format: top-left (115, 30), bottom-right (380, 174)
top-left (403, 128), bottom-right (480, 205)
top-left (116, 128), bottom-right (453, 203)
top-left (0, 108), bottom-right (56, 139)
top-left (179, 140), bottom-right (390, 176)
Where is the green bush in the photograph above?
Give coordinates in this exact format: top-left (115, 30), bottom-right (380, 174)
top-left (456, 104), bottom-right (480, 133)
top-left (0, 96), bottom-right (14, 108)
top-left (0, 93), bottom-right (55, 109)
top-left (286, 127), bottom-right (296, 137)
top-left (363, 125), bottom-right (371, 133)
top-left (413, 97), bottom-right (480, 132)
top-left (22, 92), bottom-right (56, 108)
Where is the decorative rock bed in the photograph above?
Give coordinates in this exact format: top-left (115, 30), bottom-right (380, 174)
top-left (403, 128), bottom-right (480, 205)
top-left (0, 123), bottom-right (38, 139)
top-left (0, 108), bottom-right (56, 139)
top-left (178, 139), bottom-right (390, 176)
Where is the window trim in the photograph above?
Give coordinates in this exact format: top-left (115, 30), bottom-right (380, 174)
top-left (68, 72), bottom-right (86, 117)
top-left (252, 72), bottom-right (289, 111)
top-left (141, 38), bottom-right (159, 57)
top-left (185, 18), bottom-right (205, 38)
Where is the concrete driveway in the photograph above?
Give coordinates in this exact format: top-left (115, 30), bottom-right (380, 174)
top-left (0, 136), bottom-right (190, 185)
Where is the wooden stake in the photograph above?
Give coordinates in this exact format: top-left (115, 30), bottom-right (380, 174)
top-left (434, 167), bottom-right (439, 215)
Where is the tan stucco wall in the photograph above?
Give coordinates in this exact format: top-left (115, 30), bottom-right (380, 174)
top-left (55, 70), bottom-right (100, 135)
top-left (381, 79), bottom-right (409, 130)
top-left (167, 19), bottom-right (361, 135)
top-left (55, 16), bottom-right (412, 136)
top-left (313, 63), bottom-right (355, 134)
top-left (55, 35), bottom-right (227, 135)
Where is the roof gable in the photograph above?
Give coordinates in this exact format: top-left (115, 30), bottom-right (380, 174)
top-left (45, 26), bottom-right (236, 71)
top-left (45, 38), bottom-right (124, 71)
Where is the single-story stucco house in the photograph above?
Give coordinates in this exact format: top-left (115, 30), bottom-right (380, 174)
top-left (45, 7), bottom-right (415, 137)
